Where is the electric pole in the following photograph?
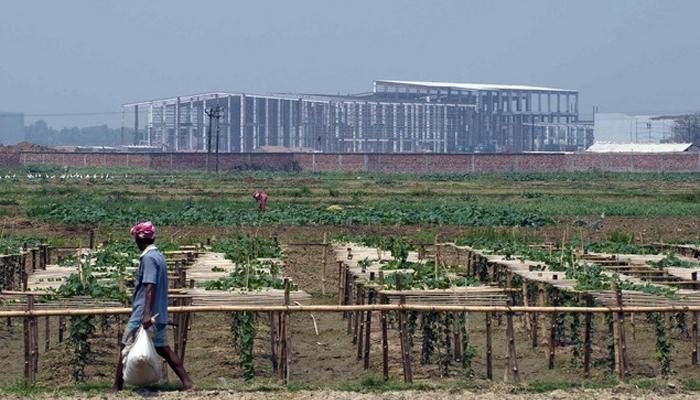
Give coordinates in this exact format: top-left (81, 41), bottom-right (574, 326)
top-left (205, 106), bottom-right (222, 173)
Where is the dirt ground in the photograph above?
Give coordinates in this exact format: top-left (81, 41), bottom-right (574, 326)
top-left (4, 387), bottom-right (700, 400)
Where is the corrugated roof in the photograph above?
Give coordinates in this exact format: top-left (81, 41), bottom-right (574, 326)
top-left (586, 142), bottom-right (694, 153)
top-left (375, 80), bottom-right (573, 93)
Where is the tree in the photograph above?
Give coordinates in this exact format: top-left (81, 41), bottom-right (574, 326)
top-left (24, 120), bottom-right (128, 146)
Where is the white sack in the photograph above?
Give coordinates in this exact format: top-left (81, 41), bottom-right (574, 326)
top-left (122, 326), bottom-right (162, 386)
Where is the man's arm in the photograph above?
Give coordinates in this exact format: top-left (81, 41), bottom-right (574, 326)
top-left (142, 283), bottom-right (155, 328)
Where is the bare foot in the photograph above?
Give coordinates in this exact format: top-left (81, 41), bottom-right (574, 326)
top-left (182, 383), bottom-right (195, 392)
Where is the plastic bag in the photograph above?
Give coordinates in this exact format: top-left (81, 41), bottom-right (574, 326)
top-left (122, 324), bottom-right (162, 386)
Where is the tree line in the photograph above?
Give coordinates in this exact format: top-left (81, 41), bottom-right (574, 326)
top-left (24, 120), bottom-right (133, 147)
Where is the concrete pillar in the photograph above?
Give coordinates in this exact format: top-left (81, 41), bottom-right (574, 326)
top-left (133, 104), bottom-right (139, 145)
top-left (189, 99), bottom-right (195, 150)
top-left (252, 97), bottom-right (258, 150)
top-left (202, 99), bottom-right (207, 150)
top-left (227, 96), bottom-right (232, 152)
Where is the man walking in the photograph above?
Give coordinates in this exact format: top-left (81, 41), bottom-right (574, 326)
top-left (113, 221), bottom-right (194, 391)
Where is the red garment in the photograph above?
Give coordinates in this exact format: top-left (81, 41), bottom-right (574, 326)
top-left (258, 192), bottom-right (267, 211)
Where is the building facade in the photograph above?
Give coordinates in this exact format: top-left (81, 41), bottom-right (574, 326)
top-left (121, 80), bottom-right (592, 153)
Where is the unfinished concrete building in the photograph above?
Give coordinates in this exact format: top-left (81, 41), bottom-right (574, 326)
top-left (121, 80), bottom-right (592, 153)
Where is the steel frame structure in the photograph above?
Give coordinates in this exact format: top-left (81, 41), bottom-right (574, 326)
top-left (121, 80), bottom-right (591, 153)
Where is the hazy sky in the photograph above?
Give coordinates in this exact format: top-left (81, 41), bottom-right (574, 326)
top-left (1, 0), bottom-right (699, 128)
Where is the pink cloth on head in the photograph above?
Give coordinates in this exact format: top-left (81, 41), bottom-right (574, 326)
top-left (129, 221), bottom-right (156, 239)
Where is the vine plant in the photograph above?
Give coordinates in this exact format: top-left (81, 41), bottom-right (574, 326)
top-left (647, 312), bottom-right (674, 377)
top-left (205, 236), bottom-right (288, 382)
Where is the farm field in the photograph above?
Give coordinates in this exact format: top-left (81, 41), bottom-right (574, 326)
top-left (1, 165), bottom-right (700, 399)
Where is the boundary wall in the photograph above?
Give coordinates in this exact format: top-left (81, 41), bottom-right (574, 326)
top-left (13, 151), bottom-right (700, 173)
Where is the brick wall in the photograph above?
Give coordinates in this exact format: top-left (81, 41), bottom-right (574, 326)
top-left (12, 151), bottom-right (700, 174)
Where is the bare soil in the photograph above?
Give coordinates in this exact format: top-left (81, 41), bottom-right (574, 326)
top-left (2, 388), bottom-right (700, 400)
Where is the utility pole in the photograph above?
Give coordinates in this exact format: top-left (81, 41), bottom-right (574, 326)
top-left (205, 106), bottom-right (222, 173)
top-left (215, 106), bottom-right (222, 173)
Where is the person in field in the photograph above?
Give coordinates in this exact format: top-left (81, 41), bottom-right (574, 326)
top-left (253, 191), bottom-right (268, 211)
top-left (113, 221), bottom-right (194, 391)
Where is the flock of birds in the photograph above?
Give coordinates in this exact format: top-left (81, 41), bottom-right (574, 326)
top-left (0, 173), bottom-right (114, 182)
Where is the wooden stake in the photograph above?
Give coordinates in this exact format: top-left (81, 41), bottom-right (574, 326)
top-left (466, 250), bottom-right (472, 277)
top-left (321, 232), bottom-right (328, 296)
top-left (434, 234), bottom-right (440, 279)
top-left (353, 283), bottom-right (361, 345)
top-left (31, 297), bottom-right (38, 378)
top-left (548, 288), bottom-right (558, 369)
top-left (364, 288), bottom-right (373, 369)
top-left (281, 278), bottom-right (291, 384)
top-left (269, 312), bottom-right (278, 372)
top-left (396, 275), bottom-right (412, 383)
top-left (58, 316), bottom-right (65, 343)
top-left (379, 272), bottom-right (389, 380)
top-left (23, 299), bottom-right (31, 385)
top-left (485, 311), bottom-right (493, 380)
top-left (44, 316), bottom-right (49, 352)
top-left (179, 298), bottom-right (192, 362)
top-left (611, 281), bottom-right (628, 381)
top-left (535, 282), bottom-right (545, 347)
top-left (693, 311), bottom-right (698, 366)
top-left (523, 281), bottom-right (532, 339)
top-left (337, 261), bottom-right (344, 306)
top-left (583, 296), bottom-right (593, 378)
top-left (453, 312), bottom-right (462, 361)
top-left (504, 285), bottom-right (519, 383)
top-left (356, 285), bottom-right (365, 359)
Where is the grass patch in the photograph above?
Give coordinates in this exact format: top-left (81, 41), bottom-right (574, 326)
top-left (683, 378), bottom-right (700, 391)
top-left (629, 378), bottom-right (665, 391)
top-left (338, 375), bottom-right (435, 392)
top-left (524, 376), bottom-right (617, 393)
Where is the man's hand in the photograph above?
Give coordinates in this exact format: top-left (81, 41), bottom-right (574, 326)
top-left (142, 312), bottom-right (153, 329)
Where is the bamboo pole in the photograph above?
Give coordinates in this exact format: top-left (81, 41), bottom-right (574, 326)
top-left (23, 297), bottom-right (32, 385)
top-left (583, 296), bottom-right (593, 378)
top-left (58, 316), bottom-right (65, 343)
top-left (4, 305), bottom-right (700, 318)
top-left (548, 288), bottom-right (558, 369)
top-left (610, 281), bottom-right (627, 382)
top-left (693, 311), bottom-right (698, 366)
top-left (321, 232), bottom-right (328, 296)
top-left (337, 261), bottom-right (344, 306)
top-left (364, 288), bottom-right (374, 369)
top-left (485, 311), bottom-right (493, 380)
top-left (379, 272), bottom-right (389, 380)
top-left (504, 278), bottom-right (519, 383)
top-left (30, 296), bottom-right (38, 378)
top-left (522, 282), bottom-right (532, 339)
top-left (396, 275), bottom-right (412, 383)
top-left (353, 283), bottom-right (361, 345)
top-left (453, 312), bottom-right (462, 361)
top-left (44, 316), bottom-right (49, 352)
top-left (269, 311), bottom-right (278, 372)
top-left (356, 285), bottom-right (365, 359)
top-left (281, 278), bottom-right (291, 384)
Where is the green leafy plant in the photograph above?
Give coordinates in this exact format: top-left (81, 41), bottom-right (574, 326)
top-left (231, 312), bottom-right (257, 382)
top-left (647, 312), bottom-right (673, 377)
